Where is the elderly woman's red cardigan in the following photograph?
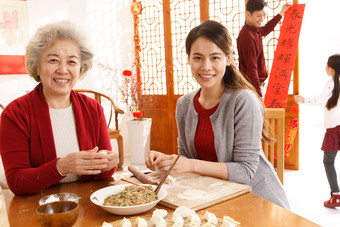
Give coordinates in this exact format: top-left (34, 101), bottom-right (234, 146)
top-left (0, 84), bottom-right (115, 195)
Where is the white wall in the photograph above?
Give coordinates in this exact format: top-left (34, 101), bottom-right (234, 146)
top-left (298, 0), bottom-right (340, 126)
top-left (0, 0), bottom-right (135, 157)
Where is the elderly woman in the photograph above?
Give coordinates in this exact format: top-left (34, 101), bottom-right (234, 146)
top-left (0, 21), bottom-right (118, 195)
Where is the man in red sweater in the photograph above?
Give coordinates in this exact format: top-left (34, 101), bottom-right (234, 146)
top-left (237, 0), bottom-right (291, 97)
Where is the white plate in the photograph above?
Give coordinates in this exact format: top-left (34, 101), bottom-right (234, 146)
top-left (90, 184), bottom-right (167, 215)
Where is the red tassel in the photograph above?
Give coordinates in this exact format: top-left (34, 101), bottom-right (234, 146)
top-left (284, 118), bottom-right (298, 158)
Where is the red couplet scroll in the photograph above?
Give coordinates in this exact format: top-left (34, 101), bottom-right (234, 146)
top-left (264, 4), bottom-right (305, 108)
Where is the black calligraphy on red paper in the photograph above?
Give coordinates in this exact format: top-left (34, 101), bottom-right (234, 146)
top-left (264, 4), bottom-right (305, 108)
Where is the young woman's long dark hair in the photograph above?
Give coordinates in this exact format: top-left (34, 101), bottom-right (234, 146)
top-left (326, 54), bottom-right (340, 110)
top-left (185, 20), bottom-right (272, 142)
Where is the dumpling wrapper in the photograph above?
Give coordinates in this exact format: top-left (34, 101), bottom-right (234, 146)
top-left (98, 150), bottom-right (108, 155)
top-left (178, 189), bottom-right (205, 200)
top-left (183, 189), bottom-right (205, 197)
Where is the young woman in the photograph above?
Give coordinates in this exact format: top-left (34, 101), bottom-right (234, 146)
top-left (295, 54), bottom-right (340, 208)
top-left (146, 20), bottom-right (290, 209)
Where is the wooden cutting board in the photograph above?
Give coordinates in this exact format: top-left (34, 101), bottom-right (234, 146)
top-left (116, 172), bottom-right (251, 211)
top-left (156, 173), bottom-right (251, 211)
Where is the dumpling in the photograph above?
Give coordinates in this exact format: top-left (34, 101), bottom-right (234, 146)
top-left (173, 206), bottom-right (195, 218)
top-left (101, 221), bottom-right (113, 227)
top-left (120, 217), bottom-right (131, 227)
top-left (153, 208), bottom-right (168, 218)
top-left (201, 223), bottom-right (216, 227)
top-left (203, 211), bottom-right (218, 225)
top-left (171, 213), bottom-right (184, 227)
top-left (135, 217), bottom-right (148, 227)
top-left (166, 175), bottom-right (176, 184)
top-left (150, 214), bottom-right (167, 227)
top-left (45, 194), bottom-right (59, 203)
top-left (220, 215), bottom-right (240, 227)
top-left (188, 212), bottom-right (201, 227)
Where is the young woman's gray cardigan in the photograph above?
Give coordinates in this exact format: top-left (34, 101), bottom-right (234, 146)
top-left (176, 88), bottom-right (290, 209)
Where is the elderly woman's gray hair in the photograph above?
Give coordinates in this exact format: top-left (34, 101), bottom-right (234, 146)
top-left (25, 21), bottom-right (94, 82)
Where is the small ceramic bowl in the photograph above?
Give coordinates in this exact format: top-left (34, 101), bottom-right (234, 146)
top-left (36, 201), bottom-right (79, 227)
top-left (39, 193), bottom-right (80, 205)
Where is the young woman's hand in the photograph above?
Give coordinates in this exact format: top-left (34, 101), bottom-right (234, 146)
top-left (146, 151), bottom-right (194, 174)
top-left (145, 150), bottom-right (169, 171)
top-left (157, 155), bottom-right (194, 174)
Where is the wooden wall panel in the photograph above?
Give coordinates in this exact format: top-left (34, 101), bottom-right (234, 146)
top-left (138, 0), bottom-right (300, 169)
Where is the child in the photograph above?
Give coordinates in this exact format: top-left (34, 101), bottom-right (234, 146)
top-left (294, 54), bottom-right (340, 208)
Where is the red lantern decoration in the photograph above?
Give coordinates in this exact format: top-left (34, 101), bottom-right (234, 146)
top-left (133, 110), bottom-right (143, 119)
top-left (123, 70), bottom-right (132, 77)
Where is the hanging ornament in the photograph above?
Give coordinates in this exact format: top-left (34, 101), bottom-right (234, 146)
top-left (283, 105), bottom-right (299, 158)
top-left (284, 118), bottom-right (298, 158)
top-left (131, 2), bottom-right (143, 15)
top-left (132, 1), bottom-right (143, 116)
top-left (123, 70), bottom-right (132, 77)
top-left (133, 110), bottom-right (143, 122)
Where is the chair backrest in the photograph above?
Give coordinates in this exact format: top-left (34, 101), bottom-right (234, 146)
top-left (0, 104), bottom-right (8, 188)
top-left (263, 108), bottom-right (285, 184)
top-left (73, 89), bottom-right (124, 130)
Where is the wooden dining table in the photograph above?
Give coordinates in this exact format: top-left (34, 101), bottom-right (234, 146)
top-left (1, 178), bottom-right (320, 227)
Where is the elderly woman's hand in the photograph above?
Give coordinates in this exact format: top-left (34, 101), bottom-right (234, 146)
top-left (57, 147), bottom-right (116, 176)
top-left (97, 150), bottom-right (119, 172)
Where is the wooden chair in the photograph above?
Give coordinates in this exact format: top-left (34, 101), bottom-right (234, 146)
top-left (263, 108), bottom-right (285, 184)
top-left (0, 103), bottom-right (8, 188)
top-left (73, 89), bottom-right (125, 170)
